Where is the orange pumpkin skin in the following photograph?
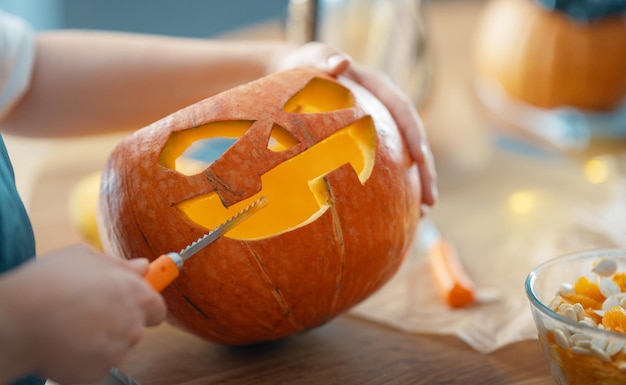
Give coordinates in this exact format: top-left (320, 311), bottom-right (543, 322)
top-left (98, 67), bottom-right (421, 345)
top-left (474, 0), bottom-right (626, 111)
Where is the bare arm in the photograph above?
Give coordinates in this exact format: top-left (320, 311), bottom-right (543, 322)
top-left (0, 31), bottom-right (293, 137)
top-left (0, 31), bottom-right (436, 204)
top-left (0, 33), bottom-right (436, 205)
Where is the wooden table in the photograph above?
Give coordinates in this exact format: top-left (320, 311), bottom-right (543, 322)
top-left (22, 0), bottom-right (563, 383)
top-left (114, 316), bottom-right (550, 385)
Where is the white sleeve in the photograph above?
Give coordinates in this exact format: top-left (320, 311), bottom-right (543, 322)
top-left (0, 9), bottom-right (35, 119)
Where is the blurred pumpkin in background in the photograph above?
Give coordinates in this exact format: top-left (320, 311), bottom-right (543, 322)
top-left (474, 0), bottom-right (626, 112)
top-left (96, 68), bottom-right (421, 345)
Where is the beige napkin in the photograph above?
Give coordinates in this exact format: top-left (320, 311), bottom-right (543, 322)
top-left (350, 144), bottom-right (625, 353)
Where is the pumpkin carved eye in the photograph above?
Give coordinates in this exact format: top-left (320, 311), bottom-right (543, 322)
top-left (159, 120), bottom-right (254, 176)
top-left (283, 77), bottom-right (355, 113)
top-left (157, 77), bottom-right (376, 241)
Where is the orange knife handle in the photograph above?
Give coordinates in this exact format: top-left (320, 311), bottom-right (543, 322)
top-left (143, 253), bottom-right (182, 292)
top-left (428, 239), bottom-right (476, 308)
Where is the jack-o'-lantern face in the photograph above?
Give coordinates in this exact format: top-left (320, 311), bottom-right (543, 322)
top-left (98, 68), bottom-right (420, 346)
top-left (158, 77), bottom-right (376, 240)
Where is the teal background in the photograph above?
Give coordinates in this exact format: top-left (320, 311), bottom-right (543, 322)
top-left (0, 0), bottom-right (288, 37)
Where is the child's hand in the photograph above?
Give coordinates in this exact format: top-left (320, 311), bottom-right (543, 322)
top-left (0, 244), bottom-right (166, 384)
top-left (274, 42), bottom-right (438, 211)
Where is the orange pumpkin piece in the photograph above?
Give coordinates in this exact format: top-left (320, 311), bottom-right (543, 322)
top-left (561, 293), bottom-right (602, 312)
top-left (602, 306), bottom-right (626, 333)
top-left (613, 273), bottom-right (626, 292)
top-left (573, 276), bottom-right (605, 302)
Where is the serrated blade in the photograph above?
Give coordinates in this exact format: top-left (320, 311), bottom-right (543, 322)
top-left (179, 196), bottom-right (267, 261)
top-left (106, 367), bottom-right (141, 385)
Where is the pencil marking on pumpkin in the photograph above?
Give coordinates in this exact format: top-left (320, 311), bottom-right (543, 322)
top-left (325, 176), bottom-right (345, 310)
top-left (203, 170), bottom-right (220, 190)
top-left (176, 287), bottom-right (233, 340)
top-left (287, 115), bottom-right (316, 147)
top-left (183, 294), bottom-right (209, 319)
top-left (138, 229), bottom-right (150, 249)
top-left (245, 242), bottom-right (300, 330)
top-left (205, 171), bottom-right (231, 191)
top-left (204, 171), bottom-right (235, 207)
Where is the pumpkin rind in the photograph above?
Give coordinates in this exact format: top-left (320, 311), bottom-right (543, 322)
top-left (98, 67), bottom-right (421, 345)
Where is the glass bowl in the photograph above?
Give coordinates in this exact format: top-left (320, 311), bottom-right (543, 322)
top-left (526, 249), bottom-right (626, 385)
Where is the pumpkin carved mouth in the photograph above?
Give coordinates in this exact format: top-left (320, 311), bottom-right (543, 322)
top-left (158, 78), bottom-right (376, 240)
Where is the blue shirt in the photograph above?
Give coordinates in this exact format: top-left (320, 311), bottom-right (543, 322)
top-left (0, 135), bottom-right (36, 271)
top-left (0, 9), bottom-right (46, 385)
top-left (0, 135), bottom-right (43, 385)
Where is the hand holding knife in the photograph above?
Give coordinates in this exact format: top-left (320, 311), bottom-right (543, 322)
top-left (143, 196), bottom-right (267, 292)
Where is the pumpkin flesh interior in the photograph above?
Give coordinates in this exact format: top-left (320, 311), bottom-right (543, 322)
top-left (159, 80), bottom-right (376, 240)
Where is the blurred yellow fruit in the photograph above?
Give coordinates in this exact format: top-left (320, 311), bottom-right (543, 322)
top-left (68, 171), bottom-right (103, 250)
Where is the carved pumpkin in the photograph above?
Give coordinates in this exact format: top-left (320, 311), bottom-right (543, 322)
top-left (474, 0), bottom-right (626, 111)
top-left (98, 67), bottom-right (421, 345)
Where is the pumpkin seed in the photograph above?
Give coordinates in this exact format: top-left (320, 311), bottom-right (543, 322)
top-left (591, 345), bottom-right (611, 362)
top-left (605, 340), bottom-right (625, 357)
top-left (599, 277), bottom-right (621, 298)
top-left (573, 303), bottom-right (585, 321)
top-left (572, 346), bottom-right (592, 355)
top-left (554, 329), bottom-right (570, 349)
top-left (592, 258), bottom-right (618, 277)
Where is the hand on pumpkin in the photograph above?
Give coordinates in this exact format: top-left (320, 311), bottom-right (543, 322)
top-left (0, 244), bottom-right (166, 385)
top-left (274, 42), bottom-right (438, 210)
